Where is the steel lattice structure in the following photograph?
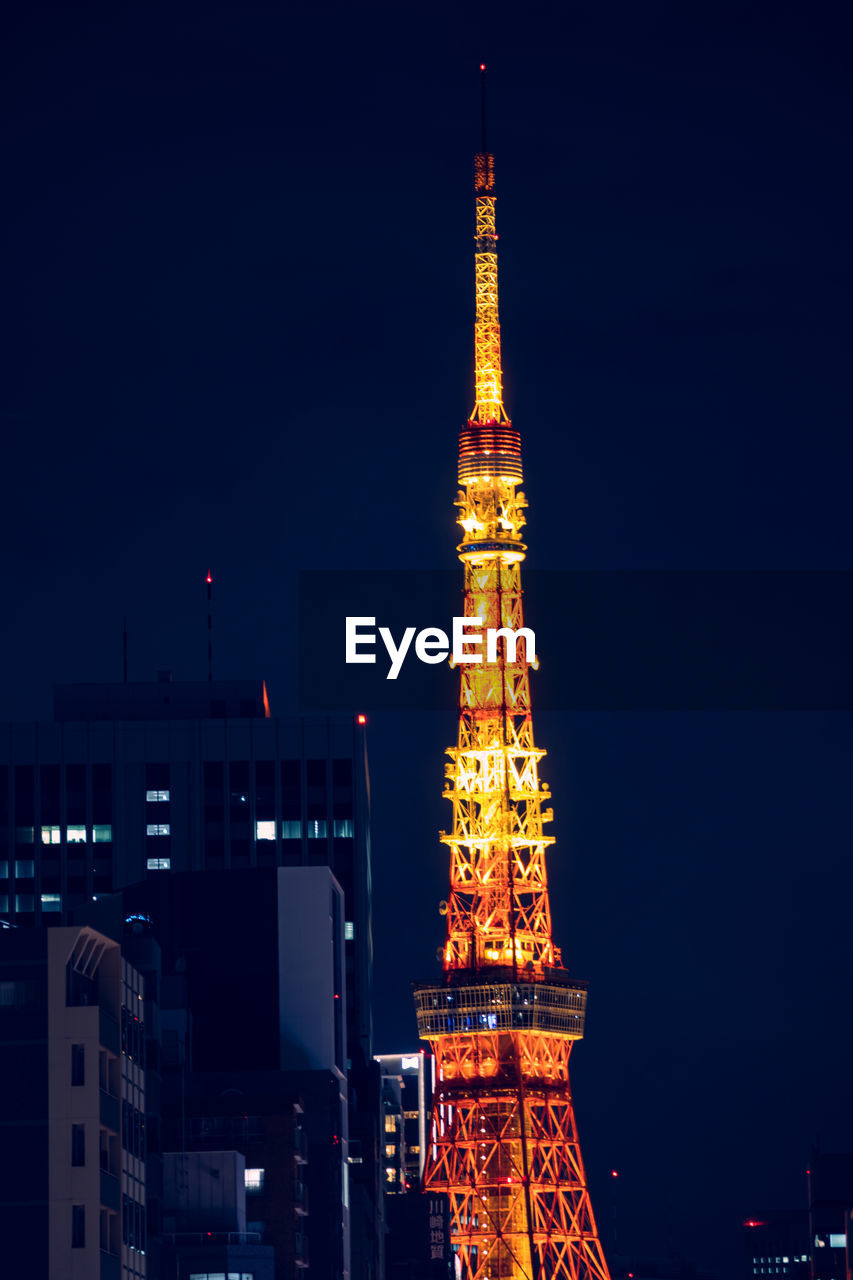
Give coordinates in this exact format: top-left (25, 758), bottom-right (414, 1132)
top-left (414, 115), bottom-right (611, 1280)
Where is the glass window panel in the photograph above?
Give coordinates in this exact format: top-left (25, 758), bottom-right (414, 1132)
top-left (255, 820), bottom-right (276, 841)
top-left (281, 820), bottom-right (302, 839)
top-left (41, 826), bottom-right (61, 844)
top-left (41, 894), bottom-right (62, 912)
top-left (0, 862), bottom-right (8, 879)
top-left (146, 858), bottom-right (171, 871)
top-left (145, 790), bottom-right (170, 802)
top-left (333, 819), bottom-right (353, 838)
top-left (66, 826), bottom-right (87, 843)
top-left (146, 824), bottom-right (170, 836)
top-left (0, 896), bottom-right (8, 913)
top-left (244, 1168), bottom-right (265, 1191)
top-left (15, 894), bottom-right (34, 912)
top-left (93, 825), bottom-right (112, 843)
top-left (15, 826), bottom-right (33, 844)
top-left (15, 861), bottom-right (34, 878)
top-left (307, 820), bottom-right (327, 839)
top-left (344, 921), bottom-right (355, 941)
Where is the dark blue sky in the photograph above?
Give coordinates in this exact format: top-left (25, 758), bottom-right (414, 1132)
top-left (1, 3), bottom-right (851, 1275)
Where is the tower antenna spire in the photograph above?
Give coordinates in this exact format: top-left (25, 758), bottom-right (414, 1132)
top-left (480, 62), bottom-right (487, 155)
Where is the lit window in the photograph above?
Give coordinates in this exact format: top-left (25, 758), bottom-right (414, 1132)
top-left (41, 894), bottom-right (61, 912)
top-left (385, 1143), bottom-right (396, 1157)
top-left (307, 820), bottom-right (327, 839)
top-left (385, 1115), bottom-right (398, 1133)
top-left (14, 861), bottom-right (34, 879)
top-left (15, 895), bottom-right (34, 912)
top-left (66, 826), bottom-right (87, 843)
top-left (244, 1168), bottom-right (265, 1192)
top-left (146, 858), bottom-right (171, 871)
top-left (344, 921), bottom-right (355, 941)
top-left (146, 824), bottom-right (170, 837)
top-left (281, 821), bottom-right (302, 839)
top-left (333, 819), bottom-right (353, 838)
top-left (41, 826), bottom-right (61, 844)
top-left (145, 790), bottom-right (170, 802)
top-left (255, 821), bottom-right (276, 841)
top-left (385, 1168), bottom-right (397, 1183)
top-left (0, 863), bottom-right (8, 879)
top-left (93, 825), bottom-right (112, 843)
top-left (15, 827), bottom-right (33, 844)
top-left (409, 1144), bottom-right (420, 1154)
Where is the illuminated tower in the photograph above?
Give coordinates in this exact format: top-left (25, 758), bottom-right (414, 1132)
top-left (414, 73), bottom-right (611, 1280)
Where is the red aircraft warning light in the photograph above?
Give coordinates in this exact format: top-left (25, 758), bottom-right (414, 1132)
top-left (357, 714), bottom-right (367, 725)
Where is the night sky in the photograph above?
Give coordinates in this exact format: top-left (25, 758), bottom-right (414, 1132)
top-left (2, 3), bottom-right (852, 1276)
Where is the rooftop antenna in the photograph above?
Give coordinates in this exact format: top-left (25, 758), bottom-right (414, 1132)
top-left (122, 616), bottom-right (128, 683)
top-left (480, 62), bottom-right (487, 154)
top-left (205, 570), bottom-right (213, 682)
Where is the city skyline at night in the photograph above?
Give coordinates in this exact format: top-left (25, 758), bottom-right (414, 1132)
top-left (1, 4), bottom-right (851, 1277)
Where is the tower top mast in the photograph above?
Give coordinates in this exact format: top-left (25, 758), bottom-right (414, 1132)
top-left (470, 62), bottom-right (507, 428)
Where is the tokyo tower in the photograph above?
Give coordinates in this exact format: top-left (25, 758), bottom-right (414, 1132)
top-left (414, 71), bottom-right (612, 1280)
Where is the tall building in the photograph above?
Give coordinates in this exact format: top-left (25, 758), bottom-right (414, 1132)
top-left (0, 924), bottom-right (148, 1278)
top-left (375, 1052), bottom-right (435, 1193)
top-left (413, 76), bottom-right (611, 1278)
top-left (0, 681), bottom-right (383, 1277)
top-left (0, 683), bottom-right (373, 1074)
top-left (87, 866), bottom-right (354, 1279)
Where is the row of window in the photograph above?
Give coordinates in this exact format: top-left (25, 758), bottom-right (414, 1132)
top-left (122, 1195), bottom-right (146, 1252)
top-left (11, 825), bottom-right (113, 845)
top-left (146, 819), bottom-right (354, 840)
top-left (258, 819), bottom-right (353, 840)
top-left (188, 1273), bottom-right (255, 1280)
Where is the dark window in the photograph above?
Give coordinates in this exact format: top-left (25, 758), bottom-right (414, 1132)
top-left (203, 762), bottom-right (224, 822)
top-left (307, 759), bottom-right (326, 819)
top-left (71, 1124), bottom-right (85, 1166)
top-left (66, 764), bottom-right (86, 824)
top-left (92, 764), bottom-right (112, 823)
top-left (0, 765), bottom-right (8, 836)
top-left (230, 762), bottom-right (249, 819)
top-left (14, 766), bottom-right (34, 825)
top-left (66, 961), bottom-right (98, 1008)
top-left (333, 757), bottom-right (354, 818)
top-left (71, 1044), bottom-right (85, 1086)
top-left (255, 760), bottom-right (275, 820)
top-left (145, 763), bottom-right (169, 790)
top-left (72, 1204), bottom-right (85, 1248)
top-left (40, 764), bottom-right (60, 824)
top-left (281, 761), bottom-right (301, 819)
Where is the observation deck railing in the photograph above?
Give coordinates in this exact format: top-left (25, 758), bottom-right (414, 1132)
top-left (414, 980), bottom-right (587, 1040)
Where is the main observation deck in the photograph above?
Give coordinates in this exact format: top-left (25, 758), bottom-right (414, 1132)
top-left (414, 976), bottom-right (587, 1041)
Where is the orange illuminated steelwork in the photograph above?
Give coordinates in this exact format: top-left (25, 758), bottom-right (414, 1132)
top-left (414, 118), bottom-right (611, 1280)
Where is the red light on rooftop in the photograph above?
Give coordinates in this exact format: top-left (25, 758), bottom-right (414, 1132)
top-left (480, 63), bottom-right (486, 71)
top-left (205, 570), bottom-right (212, 584)
top-left (610, 1169), bottom-right (618, 1178)
top-left (743, 1220), bottom-right (767, 1228)
top-left (357, 714), bottom-right (367, 725)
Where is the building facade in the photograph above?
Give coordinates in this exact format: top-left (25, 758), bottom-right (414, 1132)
top-left (0, 924), bottom-right (148, 1279)
top-left (0, 682), bottom-right (373, 1074)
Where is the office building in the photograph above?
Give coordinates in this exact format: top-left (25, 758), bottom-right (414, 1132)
top-left (87, 866), bottom-right (353, 1279)
top-left (0, 680), bottom-right (373, 1077)
top-left (375, 1052), bottom-right (435, 1193)
top-left (0, 924), bottom-right (148, 1278)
